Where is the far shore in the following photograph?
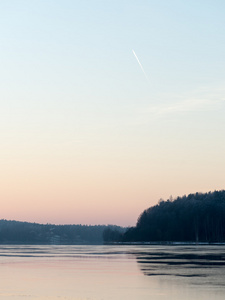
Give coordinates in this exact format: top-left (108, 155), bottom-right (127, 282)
top-left (104, 241), bottom-right (225, 246)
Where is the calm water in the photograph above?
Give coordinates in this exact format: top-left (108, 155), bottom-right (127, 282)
top-left (0, 245), bottom-right (225, 299)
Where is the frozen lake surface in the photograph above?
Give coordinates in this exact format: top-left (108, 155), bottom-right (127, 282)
top-left (0, 245), bottom-right (225, 299)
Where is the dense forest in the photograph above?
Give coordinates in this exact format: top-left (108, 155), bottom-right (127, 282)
top-left (0, 220), bottom-right (124, 244)
top-left (121, 190), bottom-right (225, 243)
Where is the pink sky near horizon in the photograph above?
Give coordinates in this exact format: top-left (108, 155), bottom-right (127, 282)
top-left (1, 143), bottom-right (224, 226)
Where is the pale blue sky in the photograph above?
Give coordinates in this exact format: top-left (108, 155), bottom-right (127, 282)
top-left (1, 1), bottom-right (225, 225)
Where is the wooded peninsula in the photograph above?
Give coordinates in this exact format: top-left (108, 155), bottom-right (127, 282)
top-left (120, 190), bottom-right (225, 243)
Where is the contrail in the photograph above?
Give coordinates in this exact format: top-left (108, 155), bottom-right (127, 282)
top-left (132, 49), bottom-right (149, 82)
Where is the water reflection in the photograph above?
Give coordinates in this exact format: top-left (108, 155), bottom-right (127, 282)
top-left (0, 245), bottom-right (225, 300)
top-left (134, 245), bottom-right (225, 286)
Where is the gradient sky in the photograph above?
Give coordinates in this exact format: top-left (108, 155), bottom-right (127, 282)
top-left (1, 0), bottom-right (225, 226)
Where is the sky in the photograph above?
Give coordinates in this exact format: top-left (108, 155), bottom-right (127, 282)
top-left (1, 0), bottom-right (225, 226)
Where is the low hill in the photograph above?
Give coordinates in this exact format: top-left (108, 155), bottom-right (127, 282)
top-left (122, 190), bottom-right (225, 243)
top-left (0, 219), bottom-right (124, 245)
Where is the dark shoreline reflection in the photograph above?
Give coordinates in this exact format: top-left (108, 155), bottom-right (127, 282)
top-left (133, 245), bottom-right (225, 285)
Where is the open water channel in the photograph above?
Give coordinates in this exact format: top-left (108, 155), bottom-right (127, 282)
top-left (0, 245), bottom-right (225, 300)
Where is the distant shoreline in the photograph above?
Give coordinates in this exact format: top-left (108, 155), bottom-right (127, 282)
top-left (105, 242), bottom-right (225, 246)
top-left (1, 242), bottom-right (225, 246)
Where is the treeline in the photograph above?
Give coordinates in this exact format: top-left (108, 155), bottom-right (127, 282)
top-left (121, 190), bottom-right (225, 243)
top-left (0, 220), bottom-right (124, 245)
top-left (102, 190), bottom-right (225, 243)
top-left (3, 190), bottom-right (225, 244)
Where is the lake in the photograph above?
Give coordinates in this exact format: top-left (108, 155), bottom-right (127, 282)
top-left (0, 245), bottom-right (225, 299)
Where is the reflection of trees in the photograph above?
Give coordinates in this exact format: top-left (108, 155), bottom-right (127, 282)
top-left (134, 246), bottom-right (225, 278)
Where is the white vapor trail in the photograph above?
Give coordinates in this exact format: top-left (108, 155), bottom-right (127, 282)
top-left (132, 49), bottom-right (149, 82)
